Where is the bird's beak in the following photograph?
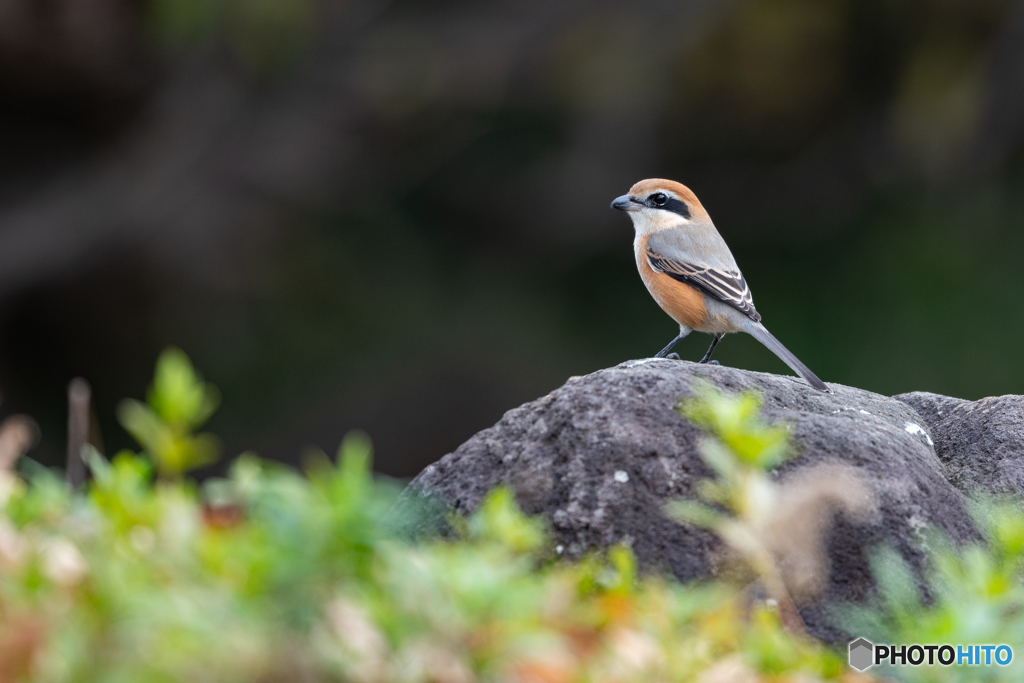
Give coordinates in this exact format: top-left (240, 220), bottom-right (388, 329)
top-left (610, 194), bottom-right (641, 212)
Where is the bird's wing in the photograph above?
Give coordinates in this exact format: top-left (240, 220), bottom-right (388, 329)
top-left (645, 237), bottom-right (761, 322)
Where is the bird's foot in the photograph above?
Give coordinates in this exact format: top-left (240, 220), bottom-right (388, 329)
top-left (698, 359), bottom-right (720, 365)
top-left (666, 353), bottom-right (680, 360)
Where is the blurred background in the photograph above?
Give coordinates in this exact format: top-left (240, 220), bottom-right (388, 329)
top-left (1, 0), bottom-right (1023, 477)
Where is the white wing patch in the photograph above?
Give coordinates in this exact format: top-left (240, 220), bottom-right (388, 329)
top-left (647, 251), bottom-right (760, 322)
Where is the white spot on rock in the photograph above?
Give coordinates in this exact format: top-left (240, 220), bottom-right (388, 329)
top-left (904, 422), bottom-right (934, 446)
top-left (621, 358), bottom-right (669, 368)
top-left (614, 470), bottom-right (630, 483)
top-left (859, 410), bottom-right (872, 416)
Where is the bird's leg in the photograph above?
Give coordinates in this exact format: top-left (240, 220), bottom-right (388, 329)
top-left (698, 333), bottom-right (724, 364)
top-left (654, 333), bottom-right (687, 359)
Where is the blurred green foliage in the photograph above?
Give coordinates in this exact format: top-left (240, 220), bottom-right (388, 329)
top-left (669, 385), bottom-right (800, 616)
top-left (0, 349), bottom-right (859, 682)
top-left (671, 383), bottom-right (1024, 682)
top-left (116, 348), bottom-right (222, 478)
top-left (843, 496), bottom-right (1024, 682)
top-left (1, 351), bottom-right (1022, 681)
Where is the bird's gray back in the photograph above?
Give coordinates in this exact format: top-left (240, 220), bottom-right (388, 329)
top-left (647, 222), bottom-right (740, 272)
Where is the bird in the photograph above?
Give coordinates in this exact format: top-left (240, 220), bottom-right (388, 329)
top-left (611, 178), bottom-right (830, 392)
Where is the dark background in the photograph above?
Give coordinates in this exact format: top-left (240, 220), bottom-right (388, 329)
top-left (2, 0), bottom-right (1023, 478)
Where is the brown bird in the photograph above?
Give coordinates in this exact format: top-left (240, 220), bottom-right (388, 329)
top-left (611, 178), bottom-right (830, 392)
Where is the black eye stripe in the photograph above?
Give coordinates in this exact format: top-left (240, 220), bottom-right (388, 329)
top-left (645, 193), bottom-right (691, 219)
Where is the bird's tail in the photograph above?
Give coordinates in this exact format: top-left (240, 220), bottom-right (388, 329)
top-left (744, 321), bottom-right (830, 393)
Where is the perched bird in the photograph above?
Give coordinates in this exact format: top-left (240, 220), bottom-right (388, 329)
top-left (611, 178), bottom-right (830, 392)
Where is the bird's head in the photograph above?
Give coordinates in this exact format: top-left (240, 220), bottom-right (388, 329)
top-left (610, 179), bottom-right (708, 234)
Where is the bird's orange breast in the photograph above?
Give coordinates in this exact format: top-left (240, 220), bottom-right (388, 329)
top-left (636, 235), bottom-right (708, 330)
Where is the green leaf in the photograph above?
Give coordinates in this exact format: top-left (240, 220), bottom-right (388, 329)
top-left (467, 486), bottom-right (545, 554)
top-left (678, 381), bottom-right (792, 473)
top-left (146, 347), bottom-right (220, 430)
top-left (664, 499), bottom-right (723, 529)
top-left (117, 348), bottom-right (223, 477)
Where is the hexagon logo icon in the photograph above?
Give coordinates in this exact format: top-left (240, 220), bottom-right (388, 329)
top-left (849, 638), bottom-right (874, 671)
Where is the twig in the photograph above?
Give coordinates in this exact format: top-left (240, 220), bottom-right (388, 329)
top-left (66, 378), bottom-right (91, 489)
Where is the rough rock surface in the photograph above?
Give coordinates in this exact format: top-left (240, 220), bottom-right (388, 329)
top-left (896, 391), bottom-right (1024, 496)
top-left (409, 360), bottom-right (981, 640)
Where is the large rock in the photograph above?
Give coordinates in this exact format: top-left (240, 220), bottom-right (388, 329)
top-left (409, 360), bottom-right (980, 639)
top-left (896, 391), bottom-right (1024, 497)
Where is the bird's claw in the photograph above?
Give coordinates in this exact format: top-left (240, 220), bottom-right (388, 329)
top-left (698, 359), bottom-right (720, 365)
top-left (666, 353), bottom-right (680, 360)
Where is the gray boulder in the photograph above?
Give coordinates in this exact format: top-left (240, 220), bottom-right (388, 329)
top-left (409, 360), bottom-right (980, 639)
top-left (896, 391), bottom-right (1024, 496)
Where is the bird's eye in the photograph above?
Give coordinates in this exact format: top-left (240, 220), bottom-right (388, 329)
top-left (650, 192), bottom-right (668, 206)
